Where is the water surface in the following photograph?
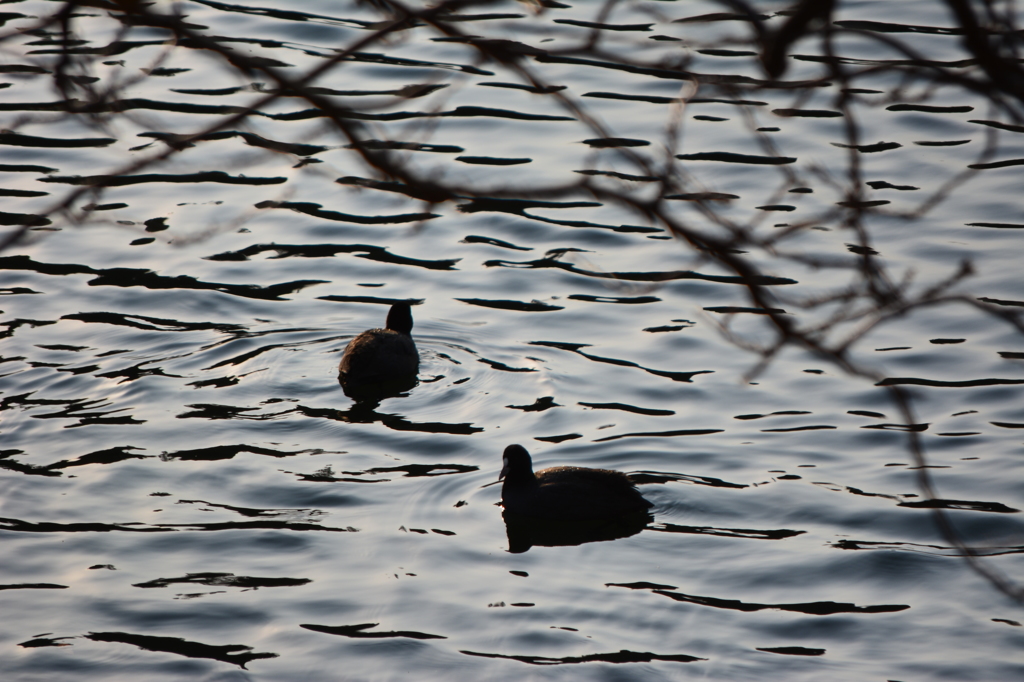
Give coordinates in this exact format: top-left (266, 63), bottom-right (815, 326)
top-left (2, 1), bottom-right (1023, 680)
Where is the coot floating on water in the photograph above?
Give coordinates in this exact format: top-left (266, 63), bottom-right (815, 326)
top-left (499, 444), bottom-right (653, 520)
top-left (338, 302), bottom-right (419, 385)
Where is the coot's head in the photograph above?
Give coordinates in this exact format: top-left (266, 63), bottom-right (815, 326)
top-left (499, 444), bottom-right (533, 482)
top-left (385, 302), bottom-right (413, 335)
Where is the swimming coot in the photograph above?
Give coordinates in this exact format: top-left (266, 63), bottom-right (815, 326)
top-left (338, 302), bottom-right (419, 385)
top-left (499, 444), bottom-right (653, 520)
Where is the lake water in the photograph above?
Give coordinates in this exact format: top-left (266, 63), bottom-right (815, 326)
top-left (2, 1), bottom-right (1023, 680)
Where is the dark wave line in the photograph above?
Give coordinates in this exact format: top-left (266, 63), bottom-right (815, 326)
top-left (138, 130), bottom-right (327, 156)
top-left (860, 422), bottom-right (929, 431)
top-left (898, 498), bottom-right (1019, 513)
top-left (208, 242), bottom-right (458, 270)
top-left (270, 104), bottom-right (572, 122)
top-left (833, 19), bottom-right (963, 35)
top-left (757, 647), bottom-right (824, 656)
top-left (39, 170), bottom-right (286, 186)
top-left (0, 211), bottom-right (50, 226)
top-left (705, 306), bottom-right (787, 314)
top-left (534, 433), bottom-right (582, 443)
top-left (698, 48), bottom-right (757, 57)
top-left (345, 51), bottom-right (494, 76)
top-left (85, 631), bottom-right (277, 668)
top-left (674, 12), bottom-right (770, 24)
top-left (336, 175), bottom-right (456, 202)
top-left (480, 81), bottom-right (565, 94)
top-left (868, 180), bottom-right (918, 190)
top-left (0, 515), bottom-right (356, 533)
top-left (176, 499), bottom-right (324, 519)
top-left (456, 156), bottom-right (532, 165)
top-left (979, 297), bottom-right (1024, 306)
top-left (666, 192), bottom-right (739, 201)
top-left (460, 648), bottom-right (703, 665)
top-left (648, 588), bottom-right (909, 615)
top-left (481, 211), bottom-right (661, 233)
top-left (578, 401), bottom-right (674, 415)
top-left (735, 410), bottom-right (812, 420)
top-left (678, 151), bottom-right (797, 165)
top-left (296, 404), bottom-right (484, 435)
top-left (176, 402), bottom-right (289, 419)
top-left (629, 471), bottom-right (747, 490)
top-left (477, 357), bottom-right (538, 372)
top-left (530, 340), bottom-right (714, 383)
top-left (0, 64), bottom-right (48, 74)
top-left (0, 517), bottom-right (171, 533)
top-left (888, 103), bottom-right (974, 113)
top-left (554, 19), bottom-right (653, 31)
top-left (0, 393), bottom-right (145, 431)
top-left (796, 54), bottom-right (976, 68)
top-left (347, 139), bottom-right (463, 153)
top-left (584, 91), bottom-right (767, 105)
top-left (489, 256), bottom-right (797, 285)
top-left (595, 428), bottom-right (723, 441)
top-left (914, 139), bottom-right (970, 147)
top-left (968, 158), bottom-right (1024, 170)
top-left (134, 573), bottom-right (311, 589)
top-left (460, 193), bottom-right (643, 231)
top-left (831, 141), bottom-right (902, 153)
top-left (876, 377), bottom-right (1024, 387)
top-left (833, 539), bottom-right (1024, 556)
top-left (155, 520), bottom-right (358, 531)
top-left (319, 295), bottom-right (425, 305)
top-left (63, 311), bottom-right (246, 333)
top-left (0, 163), bottom-right (56, 173)
top-left (773, 108), bottom-right (843, 117)
top-left (191, 0), bottom-right (377, 28)
top-left (0, 97), bottom-right (256, 116)
top-left (459, 196), bottom-right (603, 214)
top-left (0, 131), bottom-right (115, 148)
top-left (162, 444), bottom-right (320, 461)
top-left (434, 13), bottom-right (527, 23)
top-left (254, 200), bottom-right (439, 224)
top-left (537, 52), bottom-right (816, 88)
top-left (584, 91), bottom-right (678, 104)
top-left (507, 396), bottom-right (560, 411)
top-left (302, 623), bottom-right (445, 640)
top-left (46, 446), bottom-right (149, 470)
top-left (969, 119), bottom-right (1024, 134)
top-left (568, 294), bottom-right (661, 304)
top-left (457, 298), bottom-right (563, 311)
top-left (837, 199), bottom-right (890, 208)
top-left (461, 235), bottom-right (532, 250)
top-left (362, 463), bottom-right (478, 477)
top-left (644, 524), bottom-right (803, 540)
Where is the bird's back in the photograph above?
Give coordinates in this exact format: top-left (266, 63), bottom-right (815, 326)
top-left (339, 328), bottom-right (418, 384)
top-left (504, 465), bottom-right (652, 520)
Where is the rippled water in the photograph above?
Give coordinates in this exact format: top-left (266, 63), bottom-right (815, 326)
top-left (2, 1), bottom-right (1024, 680)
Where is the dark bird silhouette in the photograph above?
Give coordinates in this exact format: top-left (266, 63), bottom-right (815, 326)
top-left (338, 302), bottom-right (419, 387)
top-left (499, 444), bottom-right (653, 521)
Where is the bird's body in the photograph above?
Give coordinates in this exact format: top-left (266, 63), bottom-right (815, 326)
top-left (338, 303), bottom-right (418, 385)
top-left (499, 444), bottom-right (652, 520)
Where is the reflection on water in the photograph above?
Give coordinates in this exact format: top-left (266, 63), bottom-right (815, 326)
top-left (1, 1), bottom-right (1023, 680)
top-left (338, 372), bottom-right (419, 406)
top-left (503, 509), bottom-right (651, 553)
